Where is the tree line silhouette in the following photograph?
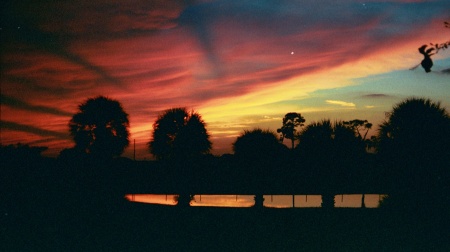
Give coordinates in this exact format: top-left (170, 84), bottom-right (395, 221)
top-left (2, 96), bottom-right (449, 212)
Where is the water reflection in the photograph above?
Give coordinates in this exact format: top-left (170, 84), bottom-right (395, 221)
top-left (191, 195), bottom-right (254, 207)
top-left (334, 194), bottom-right (387, 208)
top-left (125, 194), bottom-right (387, 208)
top-left (264, 195), bottom-right (323, 208)
top-left (125, 194), bottom-right (177, 205)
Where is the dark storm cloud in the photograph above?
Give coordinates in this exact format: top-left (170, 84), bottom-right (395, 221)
top-left (4, 0), bottom-right (184, 38)
top-left (1, 121), bottom-right (70, 139)
top-left (362, 94), bottom-right (392, 98)
top-left (441, 68), bottom-right (450, 74)
top-left (1, 95), bottom-right (72, 116)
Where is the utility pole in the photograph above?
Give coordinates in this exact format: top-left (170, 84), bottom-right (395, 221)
top-left (133, 139), bottom-right (136, 161)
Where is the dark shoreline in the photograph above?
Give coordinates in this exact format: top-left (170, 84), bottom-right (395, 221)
top-left (2, 146), bottom-right (449, 251)
top-left (2, 202), bottom-right (449, 251)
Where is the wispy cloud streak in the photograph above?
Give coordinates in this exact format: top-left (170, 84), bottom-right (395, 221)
top-left (326, 100), bottom-right (356, 107)
top-left (1, 121), bottom-right (70, 139)
top-left (1, 95), bottom-right (72, 116)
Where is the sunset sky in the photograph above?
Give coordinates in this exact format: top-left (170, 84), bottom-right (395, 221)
top-left (1, 0), bottom-right (449, 159)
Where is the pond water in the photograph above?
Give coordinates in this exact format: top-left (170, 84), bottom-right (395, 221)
top-left (125, 194), bottom-right (388, 208)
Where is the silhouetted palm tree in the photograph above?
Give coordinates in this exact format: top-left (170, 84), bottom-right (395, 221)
top-left (377, 98), bottom-right (450, 211)
top-left (233, 128), bottom-right (288, 207)
top-left (297, 120), bottom-right (334, 208)
top-left (342, 119), bottom-right (374, 202)
top-left (297, 120), bottom-right (364, 208)
top-left (149, 108), bottom-right (212, 160)
top-left (69, 96), bottom-right (130, 159)
top-left (149, 108), bottom-right (211, 207)
top-left (298, 120), bottom-right (333, 154)
top-left (298, 120), bottom-right (364, 162)
top-left (378, 98), bottom-right (450, 160)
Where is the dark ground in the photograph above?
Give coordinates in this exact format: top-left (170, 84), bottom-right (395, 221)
top-left (1, 154), bottom-right (448, 251)
top-left (2, 201), bottom-right (449, 251)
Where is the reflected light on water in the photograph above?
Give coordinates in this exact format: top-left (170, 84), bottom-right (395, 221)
top-left (264, 195), bottom-right (323, 208)
top-left (191, 195), bottom-right (254, 207)
top-left (125, 194), bottom-right (177, 205)
top-left (125, 194), bottom-right (387, 208)
top-left (125, 194), bottom-right (254, 207)
top-left (334, 194), bottom-right (387, 208)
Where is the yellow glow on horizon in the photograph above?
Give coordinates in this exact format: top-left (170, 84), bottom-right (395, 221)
top-left (199, 58), bottom-right (371, 124)
top-left (129, 124), bottom-right (153, 146)
top-left (199, 33), bottom-right (449, 129)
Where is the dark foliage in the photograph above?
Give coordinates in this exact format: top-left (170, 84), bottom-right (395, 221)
top-left (296, 120), bottom-right (367, 208)
top-left (1, 143), bottom-right (48, 161)
top-left (232, 128), bottom-right (289, 187)
top-left (233, 128), bottom-right (287, 161)
top-left (277, 112), bottom-right (305, 149)
top-left (69, 96), bottom-right (130, 158)
top-left (418, 45), bottom-right (434, 72)
top-left (414, 21), bottom-right (450, 73)
top-left (148, 108), bottom-right (212, 206)
top-left (233, 128), bottom-right (289, 202)
top-left (343, 119), bottom-right (371, 137)
top-left (377, 98), bottom-right (450, 211)
top-left (149, 108), bottom-right (212, 160)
